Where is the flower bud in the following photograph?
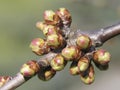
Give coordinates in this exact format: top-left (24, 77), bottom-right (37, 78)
top-left (78, 57), bottom-right (90, 72)
top-left (50, 54), bottom-right (67, 71)
top-left (0, 76), bottom-right (12, 87)
top-left (61, 45), bottom-right (81, 61)
top-left (47, 34), bottom-right (64, 49)
top-left (36, 21), bottom-right (46, 31)
top-left (38, 67), bottom-right (56, 81)
top-left (42, 25), bottom-right (58, 36)
top-left (93, 49), bottom-right (111, 65)
top-left (69, 61), bottom-right (80, 75)
top-left (80, 64), bottom-right (95, 85)
top-left (56, 8), bottom-right (72, 27)
top-left (44, 10), bottom-right (62, 27)
top-left (76, 34), bottom-right (92, 50)
top-left (30, 38), bottom-right (50, 55)
top-left (20, 60), bottom-right (39, 77)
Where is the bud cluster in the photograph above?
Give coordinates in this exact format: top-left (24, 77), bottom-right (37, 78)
top-left (28, 8), bottom-right (111, 84)
top-left (30, 8), bottom-right (72, 55)
top-left (0, 8), bottom-right (112, 89)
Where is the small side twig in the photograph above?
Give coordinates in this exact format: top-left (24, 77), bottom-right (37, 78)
top-left (90, 22), bottom-right (120, 47)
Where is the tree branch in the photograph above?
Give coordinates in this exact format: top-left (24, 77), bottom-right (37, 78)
top-left (90, 22), bottom-right (120, 47)
top-left (0, 73), bottom-right (28, 90)
top-left (0, 22), bottom-right (120, 90)
top-left (0, 52), bottom-right (57, 90)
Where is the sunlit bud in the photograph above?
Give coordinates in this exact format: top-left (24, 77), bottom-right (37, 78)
top-left (56, 8), bottom-right (72, 27)
top-left (30, 38), bottom-right (50, 55)
top-left (50, 54), bottom-right (67, 71)
top-left (69, 61), bottom-right (80, 75)
top-left (61, 45), bottom-right (81, 61)
top-left (20, 60), bottom-right (39, 77)
top-left (76, 34), bottom-right (92, 50)
top-left (38, 67), bottom-right (56, 81)
top-left (36, 21), bottom-right (46, 31)
top-left (80, 64), bottom-right (95, 85)
top-left (93, 49), bottom-right (111, 65)
top-left (0, 76), bottom-right (12, 87)
top-left (78, 57), bottom-right (90, 72)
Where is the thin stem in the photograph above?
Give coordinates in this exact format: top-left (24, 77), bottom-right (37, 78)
top-left (0, 73), bottom-right (28, 90)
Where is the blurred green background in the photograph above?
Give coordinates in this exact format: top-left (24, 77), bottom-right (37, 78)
top-left (0, 0), bottom-right (120, 90)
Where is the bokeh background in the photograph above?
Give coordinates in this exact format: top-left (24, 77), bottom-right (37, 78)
top-left (0, 0), bottom-right (120, 90)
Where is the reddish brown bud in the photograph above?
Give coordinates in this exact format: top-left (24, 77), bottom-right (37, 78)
top-left (56, 8), bottom-right (72, 27)
top-left (93, 49), bottom-right (111, 65)
top-left (38, 67), bottom-right (56, 81)
top-left (20, 60), bottom-right (39, 77)
top-left (50, 54), bottom-right (67, 71)
top-left (61, 45), bottom-right (81, 61)
top-left (30, 38), bottom-right (50, 55)
top-left (0, 76), bottom-right (12, 87)
top-left (76, 34), bottom-right (92, 50)
top-left (44, 10), bottom-right (62, 27)
top-left (80, 64), bottom-right (95, 85)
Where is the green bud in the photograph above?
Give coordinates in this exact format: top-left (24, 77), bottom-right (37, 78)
top-left (69, 61), bottom-right (80, 75)
top-left (80, 64), bottom-right (95, 85)
top-left (93, 49), bottom-right (111, 65)
top-left (38, 67), bottom-right (56, 81)
top-left (50, 54), bottom-right (67, 71)
top-left (76, 34), bottom-right (92, 50)
top-left (42, 25), bottom-right (58, 36)
top-left (30, 38), bottom-right (50, 55)
top-left (56, 8), bottom-right (72, 27)
top-left (0, 76), bottom-right (12, 87)
top-left (78, 57), bottom-right (90, 72)
top-left (20, 60), bottom-right (39, 77)
top-left (47, 34), bottom-right (64, 49)
top-left (61, 45), bottom-right (81, 61)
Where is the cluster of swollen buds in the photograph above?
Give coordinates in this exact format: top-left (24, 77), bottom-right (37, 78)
top-left (30, 8), bottom-right (72, 54)
top-left (19, 8), bottom-right (111, 85)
